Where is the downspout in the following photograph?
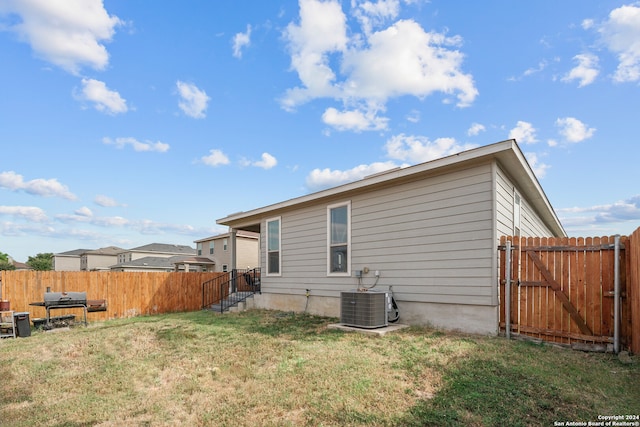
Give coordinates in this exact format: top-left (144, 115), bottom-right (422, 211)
top-left (505, 240), bottom-right (512, 340)
top-left (614, 234), bottom-right (621, 354)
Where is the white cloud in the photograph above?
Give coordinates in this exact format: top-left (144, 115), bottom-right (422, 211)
top-left (385, 134), bottom-right (476, 163)
top-left (562, 53), bottom-right (599, 87)
top-left (56, 211), bottom-right (129, 227)
top-left (342, 20), bottom-right (477, 107)
top-left (523, 60), bottom-right (548, 77)
top-left (0, 0), bottom-right (121, 74)
top-left (598, 4), bottom-right (640, 83)
top-left (555, 117), bottom-right (596, 143)
top-left (352, 0), bottom-right (401, 35)
top-left (94, 195), bottom-right (125, 207)
top-left (102, 137), bottom-right (170, 152)
top-left (467, 122), bottom-right (486, 136)
top-left (201, 149), bottom-right (230, 167)
top-left (306, 161), bottom-right (398, 191)
top-left (406, 109), bottom-right (420, 123)
top-left (523, 152), bottom-right (550, 179)
top-left (281, 0), bottom-right (347, 109)
top-left (0, 171), bottom-right (77, 200)
top-left (77, 78), bottom-right (128, 114)
top-left (582, 19), bottom-right (595, 30)
top-left (0, 206), bottom-right (48, 222)
top-left (252, 153), bottom-right (278, 170)
top-left (176, 81), bottom-right (210, 119)
top-left (232, 24), bottom-right (251, 58)
top-left (508, 121), bottom-right (537, 144)
top-left (558, 195), bottom-right (640, 233)
top-left (322, 106), bottom-right (388, 131)
top-left (75, 206), bottom-right (93, 217)
top-left (281, 0), bottom-right (477, 130)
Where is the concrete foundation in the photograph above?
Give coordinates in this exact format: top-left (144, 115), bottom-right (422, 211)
top-left (253, 293), bottom-right (499, 335)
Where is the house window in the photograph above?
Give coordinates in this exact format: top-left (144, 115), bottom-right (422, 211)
top-left (223, 238), bottom-right (228, 251)
top-left (210, 242), bottom-right (214, 255)
top-left (328, 202), bottom-right (350, 274)
top-left (197, 242), bottom-right (202, 256)
top-left (266, 217), bottom-right (281, 275)
top-left (222, 264), bottom-right (228, 272)
top-left (514, 191), bottom-right (521, 236)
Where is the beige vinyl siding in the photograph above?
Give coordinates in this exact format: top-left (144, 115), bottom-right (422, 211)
top-left (262, 163), bottom-right (496, 305)
top-left (495, 165), bottom-right (554, 238)
top-left (236, 237), bottom-right (259, 269)
top-left (519, 198), bottom-right (554, 236)
top-left (495, 165), bottom-right (516, 237)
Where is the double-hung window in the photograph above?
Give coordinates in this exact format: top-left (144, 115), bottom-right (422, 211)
top-left (266, 217), bottom-right (281, 275)
top-left (328, 202), bottom-right (350, 275)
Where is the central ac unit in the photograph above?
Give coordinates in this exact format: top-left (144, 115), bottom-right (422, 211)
top-left (340, 290), bottom-right (388, 328)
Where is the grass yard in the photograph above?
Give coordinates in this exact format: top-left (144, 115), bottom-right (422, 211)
top-left (1, 310), bottom-right (638, 426)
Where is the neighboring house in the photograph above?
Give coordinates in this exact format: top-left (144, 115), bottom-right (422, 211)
top-left (217, 140), bottom-right (565, 335)
top-left (53, 249), bottom-right (91, 271)
top-left (81, 246), bottom-right (123, 271)
top-left (110, 255), bottom-right (214, 272)
top-left (116, 243), bottom-right (196, 264)
top-left (11, 261), bottom-right (32, 270)
top-left (110, 243), bottom-right (197, 272)
top-left (194, 230), bottom-right (259, 272)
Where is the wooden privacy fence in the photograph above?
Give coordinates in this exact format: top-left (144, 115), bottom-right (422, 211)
top-left (0, 271), bottom-right (227, 322)
top-left (499, 229), bottom-right (640, 354)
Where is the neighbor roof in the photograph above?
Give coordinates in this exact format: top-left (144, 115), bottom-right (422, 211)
top-left (110, 255), bottom-right (211, 269)
top-left (126, 243), bottom-right (196, 254)
top-left (55, 249), bottom-right (92, 256)
top-left (194, 230), bottom-right (259, 243)
top-left (217, 140), bottom-right (565, 237)
top-left (83, 246), bottom-right (123, 255)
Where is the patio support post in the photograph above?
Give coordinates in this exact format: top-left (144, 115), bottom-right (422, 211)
top-left (230, 229), bottom-right (237, 271)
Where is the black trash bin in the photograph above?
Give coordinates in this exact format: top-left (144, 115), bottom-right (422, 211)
top-left (14, 312), bottom-right (31, 337)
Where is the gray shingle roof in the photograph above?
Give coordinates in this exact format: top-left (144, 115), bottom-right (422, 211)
top-left (127, 243), bottom-right (196, 254)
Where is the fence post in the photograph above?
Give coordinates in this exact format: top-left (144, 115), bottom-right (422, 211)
top-left (505, 240), bottom-right (512, 340)
top-left (614, 234), bottom-right (621, 354)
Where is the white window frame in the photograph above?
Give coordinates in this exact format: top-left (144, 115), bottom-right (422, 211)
top-left (223, 238), bottom-right (228, 251)
top-left (327, 201), bottom-right (351, 276)
top-left (266, 216), bottom-right (282, 276)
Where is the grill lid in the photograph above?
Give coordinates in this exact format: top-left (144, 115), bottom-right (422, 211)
top-left (44, 292), bottom-right (87, 306)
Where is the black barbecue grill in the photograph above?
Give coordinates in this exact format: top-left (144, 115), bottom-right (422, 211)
top-left (44, 291), bottom-right (87, 307)
top-left (30, 291), bottom-right (107, 327)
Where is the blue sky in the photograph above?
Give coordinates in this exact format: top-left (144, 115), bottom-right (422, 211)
top-left (1, 0), bottom-right (639, 262)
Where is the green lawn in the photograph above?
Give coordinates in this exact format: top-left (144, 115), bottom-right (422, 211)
top-left (1, 310), bottom-right (638, 426)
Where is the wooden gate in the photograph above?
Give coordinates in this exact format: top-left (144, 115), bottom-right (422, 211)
top-left (499, 236), bottom-right (631, 351)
